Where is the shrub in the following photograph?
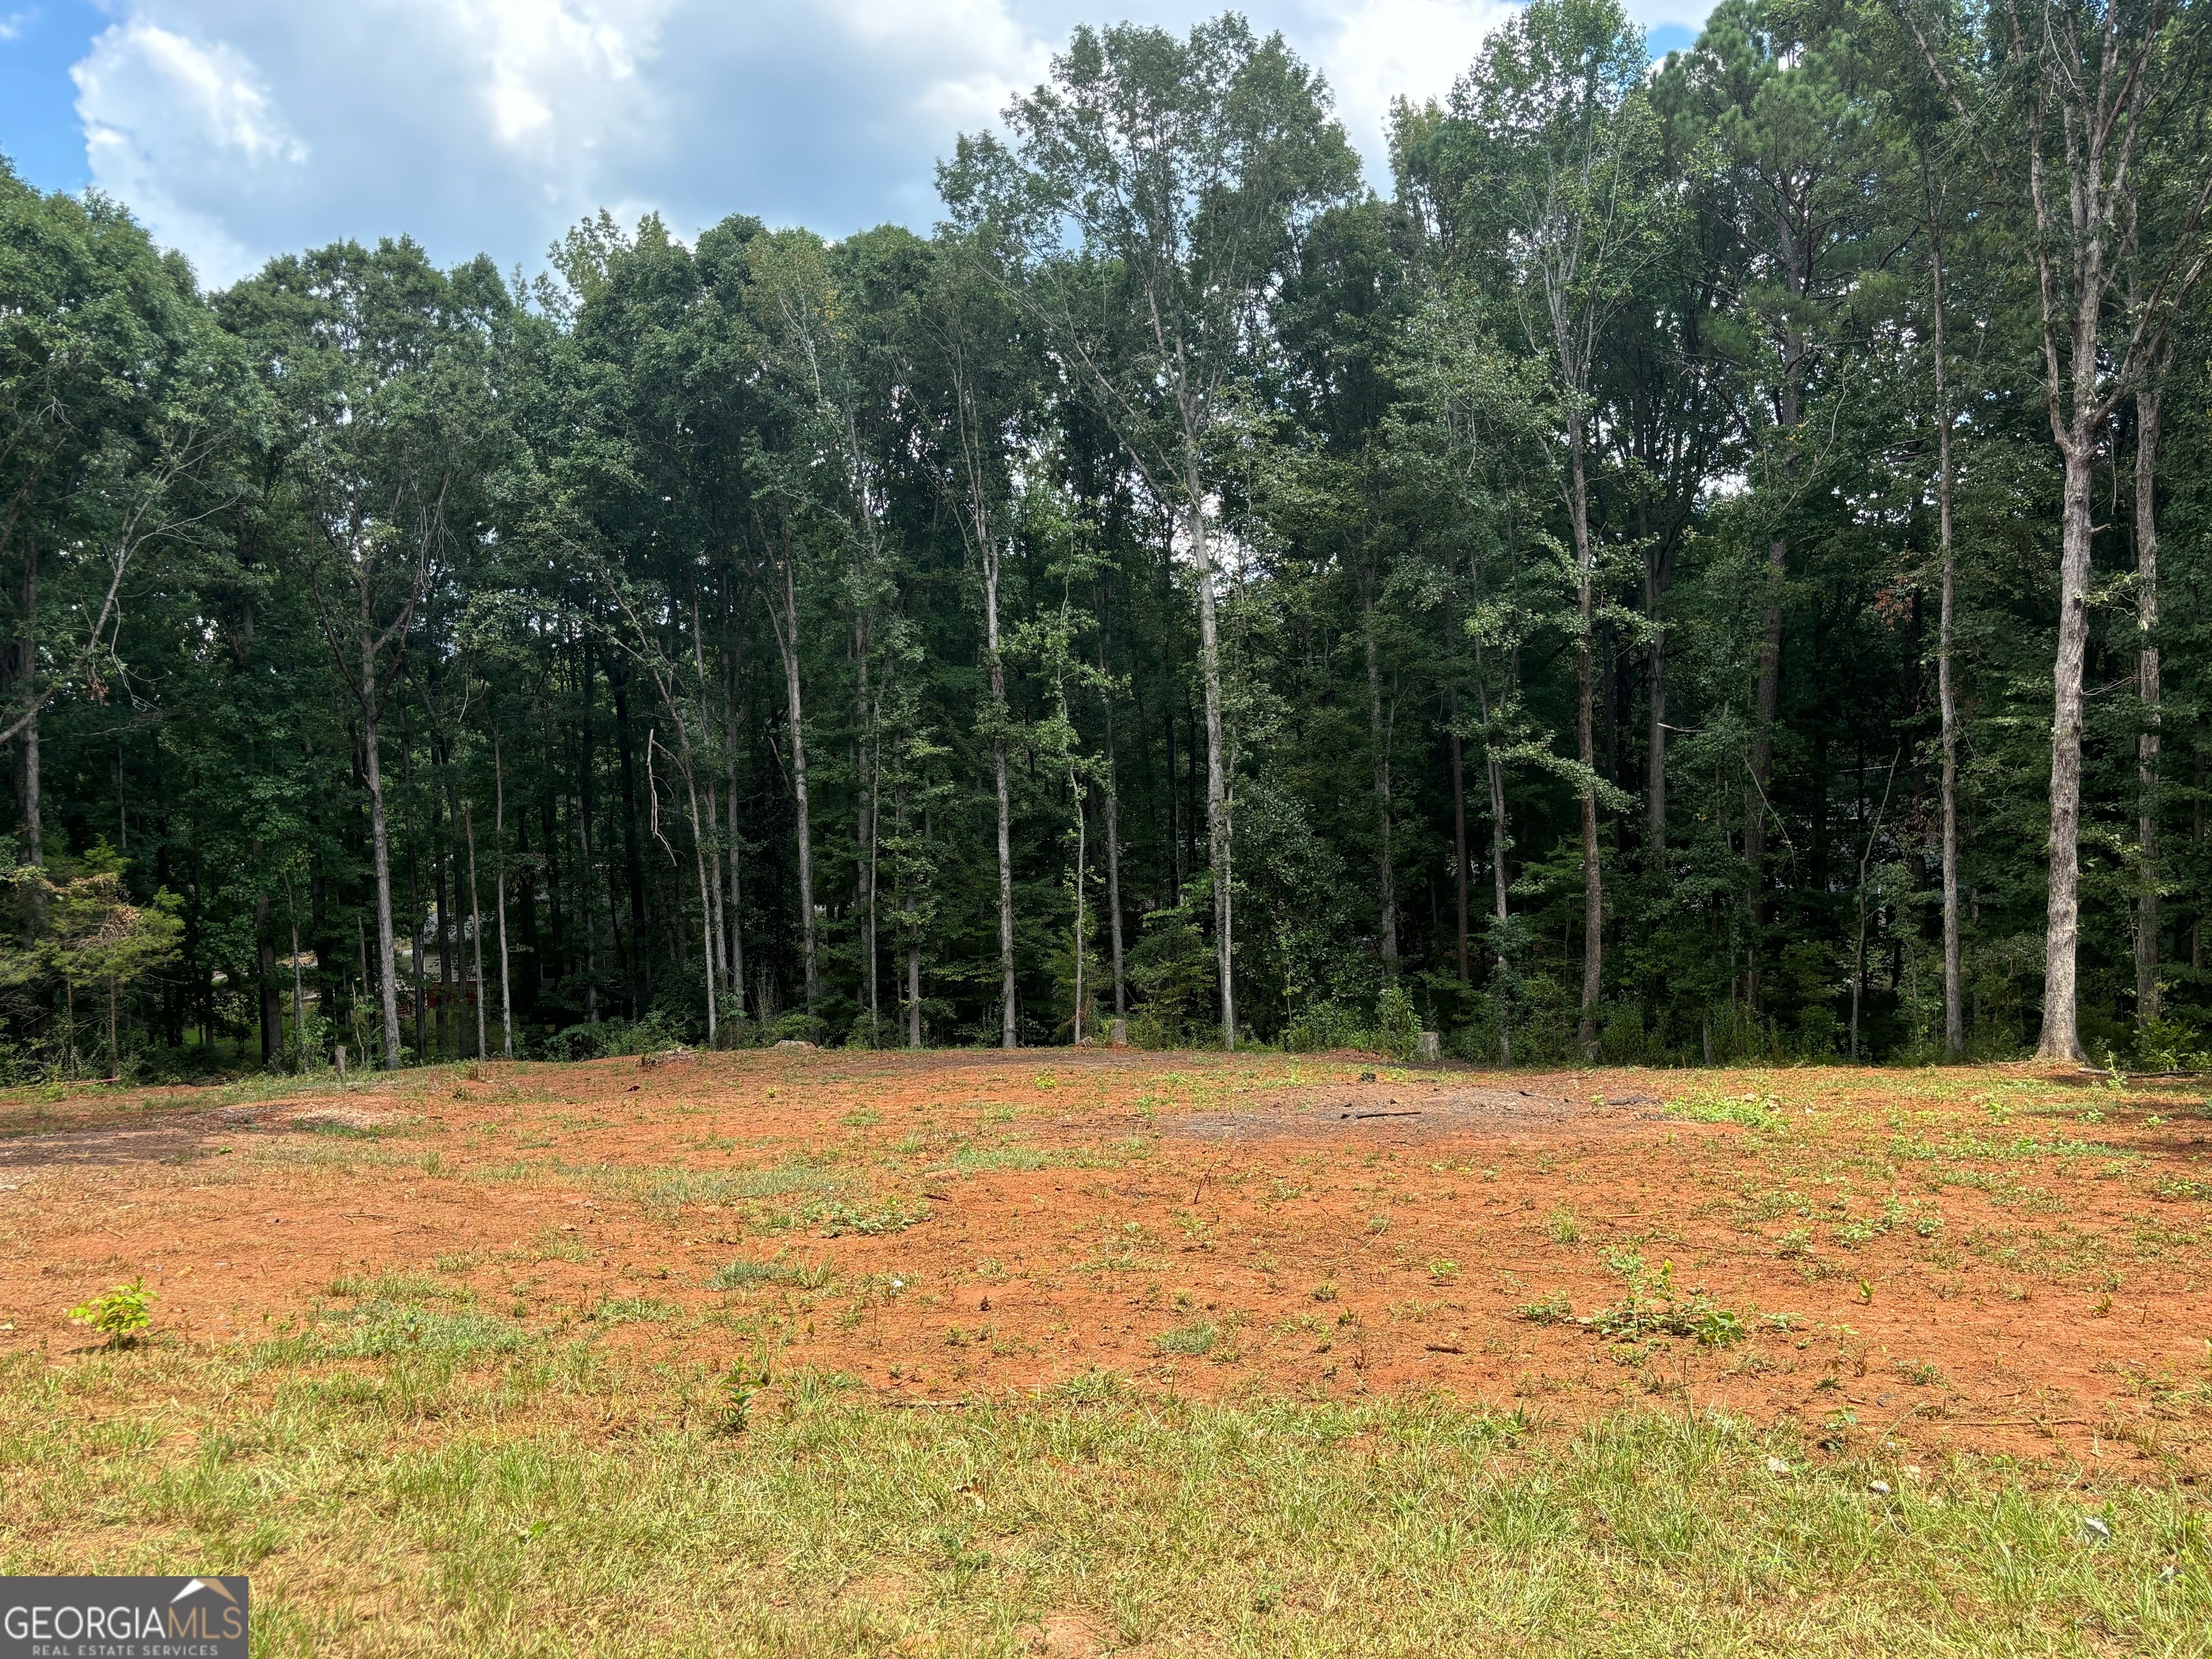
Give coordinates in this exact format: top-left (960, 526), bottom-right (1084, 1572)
top-left (68, 1279), bottom-right (154, 1346)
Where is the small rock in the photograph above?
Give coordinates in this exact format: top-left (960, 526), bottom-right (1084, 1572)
top-left (1867, 1480), bottom-right (1891, 1496)
top-left (2082, 1516), bottom-right (2113, 1545)
top-left (1766, 1456), bottom-right (1791, 1475)
top-left (2159, 1563), bottom-right (2178, 1582)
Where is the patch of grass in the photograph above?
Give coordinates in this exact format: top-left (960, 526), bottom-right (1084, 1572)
top-left (1156, 1320), bottom-right (1220, 1357)
top-left (1666, 1089), bottom-right (1784, 1131)
top-left (273, 1299), bottom-right (528, 1362)
top-left (328, 1269), bottom-right (472, 1305)
top-left (710, 1256), bottom-right (830, 1291)
top-left (1, 1349), bottom-right (2206, 1656)
top-left (1515, 1292), bottom-right (1573, 1326)
top-left (585, 1297), bottom-right (678, 1326)
top-left (1544, 1207), bottom-right (1582, 1244)
top-left (2152, 1176), bottom-right (2212, 1202)
top-left (949, 1143), bottom-right (1063, 1174)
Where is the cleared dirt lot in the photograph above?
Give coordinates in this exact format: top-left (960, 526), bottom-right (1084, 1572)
top-left (6, 1048), bottom-right (2212, 1474)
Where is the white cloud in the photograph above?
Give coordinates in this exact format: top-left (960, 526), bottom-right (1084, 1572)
top-left (58, 0), bottom-right (1713, 287)
top-left (1317, 0), bottom-right (1517, 171)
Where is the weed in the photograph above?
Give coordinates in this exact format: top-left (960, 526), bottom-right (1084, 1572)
top-left (68, 1280), bottom-right (153, 1347)
top-left (1585, 1258), bottom-right (1745, 1349)
top-left (1544, 1208), bottom-right (1582, 1245)
top-left (711, 1257), bottom-right (799, 1290)
top-left (1515, 1292), bottom-right (1573, 1326)
top-left (1157, 1320), bottom-right (1219, 1357)
top-left (2152, 1177), bottom-right (2212, 1202)
top-left (1668, 1089), bottom-right (1783, 1130)
top-left (1312, 1282), bottom-right (1339, 1303)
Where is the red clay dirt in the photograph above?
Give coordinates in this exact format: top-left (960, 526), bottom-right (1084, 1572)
top-left (4, 1049), bottom-right (2211, 1474)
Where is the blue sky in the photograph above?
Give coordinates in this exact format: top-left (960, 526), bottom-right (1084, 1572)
top-left (1, 1), bottom-right (1704, 289)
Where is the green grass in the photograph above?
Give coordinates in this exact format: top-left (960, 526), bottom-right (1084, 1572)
top-left (1665, 1089), bottom-right (1785, 1130)
top-left (0, 1341), bottom-right (2205, 1655)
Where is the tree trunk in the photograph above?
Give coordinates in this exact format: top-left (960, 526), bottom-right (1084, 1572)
top-left (986, 541), bottom-right (1017, 1048)
top-left (898, 791), bottom-right (922, 1048)
top-left (255, 882), bottom-right (281, 1066)
top-left (724, 755), bottom-right (745, 1014)
top-left (17, 541), bottom-right (40, 885)
top-left (1363, 562), bottom-right (1397, 970)
top-left (1645, 553), bottom-right (1667, 857)
top-left (1472, 626), bottom-right (1514, 1064)
top-left (1448, 683), bottom-right (1470, 984)
top-left (1098, 632), bottom-right (1125, 1016)
top-left (2036, 435), bottom-right (2095, 1062)
top-left (772, 557), bottom-right (818, 1010)
top-left (494, 738), bottom-right (513, 1058)
top-left (2134, 383), bottom-right (2162, 1025)
top-left (1567, 426), bottom-right (1601, 1053)
top-left (361, 643), bottom-right (404, 1067)
top-left (706, 781), bottom-right (727, 1012)
top-left (612, 670), bottom-right (649, 1015)
top-left (436, 786), bottom-right (454, 1060)
top-left (683, 761), bottom-right (718, 1047)
top-left (1187, 498), bottom-right (1236, 1048)
top-left (1931, 208), bottom-right (1965, 1061)
top-left (464, 801), bottom-right (486, 1059)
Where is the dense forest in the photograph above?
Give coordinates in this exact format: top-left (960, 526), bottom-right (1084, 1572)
top-left (0, 0), bottom-right (2206, 1077)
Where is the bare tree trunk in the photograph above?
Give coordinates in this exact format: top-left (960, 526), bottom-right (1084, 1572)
top-left (898, 791), bottom-right (922, 1047)
top-left (681, 761), bottom-right (717, 1047)
top-left (1448, 683), bottom-right (1470, 984)
top-left (361, 642), bottom-right (404, 1067)
top-left (2037, 436), bottom-right (2094, 1062)
top-left (1474, 636), bottom-right (1513, 1066)
top-left (981, 556), bottom-right (1017, 1049)
top-left (1645, 557), bottom-right (1667, 855)
top-left (1931, 205), bottom-right (1965, 1061)
top-left (1187, 499), bottom-right (1236, 1048)
top-left (2135, 382), bottom-right (2162, 1024)
top-left (1100, 655), bottom-right (1126, 1017)
top-left (285, 878), bottom-right (306, 1069)
top-left (494, 734), bottom-right (513, 1058)
top-left (17, 542), bottom-right (40, 881)
top-left (1567, 426), bottom-right (1602, 1053)
top-left (854, 605), bottom-right (878, 1044)
top-left (1362, 563), bottom-right (1398, 970)
top-left (1070, 759), bottom-right (1087, 1045)
top-left (256, 884), bottom-right (281, 1066)
top-left (464, 801), bottom-right (486, 1060)
top-left (724, 763), bottom-right (745, 1014)
top-left (766, 554), bottom-right (818, 1010)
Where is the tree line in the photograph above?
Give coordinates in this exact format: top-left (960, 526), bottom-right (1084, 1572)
top-left (1, 0), bottom-right (2206, 1076)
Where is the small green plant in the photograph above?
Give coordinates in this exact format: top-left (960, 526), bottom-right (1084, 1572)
top-left (1157, 1319), bottom-right (1219, 1357)
top-left (1429, 1259), bottom-right (1460, 1282)
top-left (1515, 1292), bottom-right (1573, 1326)
top-left (1544, 1207), bottom-right (1582, 1244)
top-left (1311, 1281), bottom-right (1339, 1303)
top-left (716, 1362), bottom-right (768, 1435)
top-left (68, 1279), bottom-right (153, 1346)
top-left (711, 1256), bottom-right (797, 1290)
top-left (1667, 1089), bottom-right (1782, 1130)
top-left (1585, 1258), bottom-right (1745, 1348)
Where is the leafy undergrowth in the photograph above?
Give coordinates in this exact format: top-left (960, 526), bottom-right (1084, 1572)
top-left (2, 1341), bottom-right (2207, 1657)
